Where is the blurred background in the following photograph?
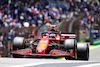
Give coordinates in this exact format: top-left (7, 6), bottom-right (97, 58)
top-left (0, 0), bottom-right (100, 57)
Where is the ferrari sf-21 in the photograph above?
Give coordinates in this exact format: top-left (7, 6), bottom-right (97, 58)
top-left (10, 25), bottom-right (89, 60)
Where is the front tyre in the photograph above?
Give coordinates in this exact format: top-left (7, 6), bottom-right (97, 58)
top-left (77, 43), bottom-right (89, 60)
top-left (64, 39), bottom-right (77, 60)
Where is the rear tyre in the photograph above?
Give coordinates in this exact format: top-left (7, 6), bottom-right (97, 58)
top-left (12, 37), bottom-right (25, 50)
top-left (64, 39), bottom-right (77, 60)
top-left (77, 43), bottom-right (89, 60)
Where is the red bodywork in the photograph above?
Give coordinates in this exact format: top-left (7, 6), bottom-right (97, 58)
top-left (11, 28), bottom-right (76, 58)
top-left (11, 48), bottom-right (72, 57)
top-left (36, 39), bottom-right (49, 54)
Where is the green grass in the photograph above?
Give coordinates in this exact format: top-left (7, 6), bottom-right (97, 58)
top-left (89, 45), bottom-right (95, 48)
top-left (89, 44), bottom-right (100, 48)
top-left (56, 58), bottom-right (65, 60)
top-left (79, 39), bottom-right (85, 42)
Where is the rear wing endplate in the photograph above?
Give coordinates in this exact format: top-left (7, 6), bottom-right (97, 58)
top-left (61, 33), bottom-right (76, 39)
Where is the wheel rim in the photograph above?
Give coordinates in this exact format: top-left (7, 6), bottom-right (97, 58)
top-left (74, 41), bottom-right (77, 59)
top-left (23, 40), bottom-right (26, 48)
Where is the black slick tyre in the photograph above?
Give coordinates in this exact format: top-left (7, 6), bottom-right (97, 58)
top-left (64, 39), bottom-right (77, 60)
top-left (77, 43), bottom-right (89, 60)
top-left (12, 37), bottom-right (25, 50)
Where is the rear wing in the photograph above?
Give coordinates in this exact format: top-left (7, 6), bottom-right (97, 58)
top-left (61, 33), bottom-right (76, 39)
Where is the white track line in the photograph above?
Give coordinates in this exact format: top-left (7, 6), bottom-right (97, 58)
top-left (8, 61), bottom-right (90, 67)
top-left (77, 63), bottom-right (100, 67)
top-left (8, 62), bottom-right (48, 67)
top-left (90, 45), bottom-right (100, 50)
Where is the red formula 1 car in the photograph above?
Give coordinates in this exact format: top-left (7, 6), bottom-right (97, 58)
top-left (10, 25), bottom-right (89, 60)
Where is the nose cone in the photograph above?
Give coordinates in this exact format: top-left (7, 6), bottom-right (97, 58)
top-left (37, 50), bottom-right (43, 54)
top-left (36, 39), bottom-right (49, 54)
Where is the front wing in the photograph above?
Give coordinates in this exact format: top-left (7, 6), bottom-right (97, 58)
top-left (10, 48), bottom-right (71, 58)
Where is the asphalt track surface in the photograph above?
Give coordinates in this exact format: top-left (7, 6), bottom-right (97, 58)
top-left (0, 45), bottom-right (100, 67)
